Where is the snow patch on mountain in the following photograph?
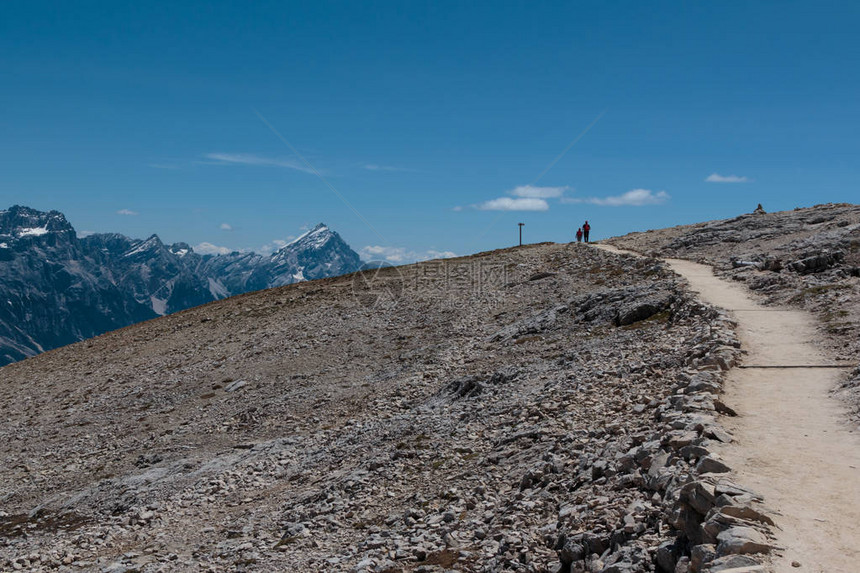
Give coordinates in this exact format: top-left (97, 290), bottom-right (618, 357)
top-left (18, 227), bottom-right (49, 237)
top-left (123, 235), bottom-right (163, 258)
top-left (285, 224), bottom-right (330, 248)
top-left (207, 277), bottom-right (229, 299)
top-left (150, 296), bottom-right (168, 316)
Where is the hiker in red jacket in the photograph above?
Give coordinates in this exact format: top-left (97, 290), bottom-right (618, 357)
top-left (575, 228), bottom-right (583, 242)
top-left (583, 220), bottom-right (591, 243)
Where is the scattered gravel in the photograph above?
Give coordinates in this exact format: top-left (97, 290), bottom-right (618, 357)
top-left (0, 243), bottom-right (771, 572)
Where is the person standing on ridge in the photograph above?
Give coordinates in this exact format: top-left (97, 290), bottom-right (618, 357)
top-left (583, 220), bottom-right (591, 243)
top-left (575, 227), bottom-right (583, 242)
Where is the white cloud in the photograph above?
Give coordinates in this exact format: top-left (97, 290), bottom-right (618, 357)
top-left (204, 153), bottom-right (314, 174)
top-left (568, 189), bottom-right (670, 207)
top-left (705, 173), bottom-right (750, 183)
top-left (195, 236), bottom-right (307, 257)
top-left (477, 197), bottom-right (550, 211)
top-left (259, 238), bottom-right (294, 256)
top-left (426, 249), bottom-right (458, 260)
top-left (465, 184), bottom-right (568, 212)
top-left (360, 245), bottom-right (457, 264)
top-left (510, 185), bottom-right (568, 199)
top-left (220, 223), bottom-right (233, 231)
top-left (361, 245), bottom-right (411, 263)
top-left (195, 242), bottom-right (235, 255)
top-left (149, 163), bottom-right (181, 170)
top-left (451, 205), bottom-right (464, 212)
top-left (117, 209), bottom-right (138, 216)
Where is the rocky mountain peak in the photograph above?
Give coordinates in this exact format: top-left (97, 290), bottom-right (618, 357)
top-left (0, 206), bottom-right (362, 365)
top-left (169, 242), bottom-right (193, 257)
top-left (268, 222), bottom-right (360, 285)
top-left (118, 235), bottom-right (177, 271)
top-left (279, 223), bottom-right (333, 253)
top-left (0, 205), bottom-right (74, 239)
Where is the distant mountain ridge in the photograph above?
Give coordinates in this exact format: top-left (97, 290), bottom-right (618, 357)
top-left (0, 206), bottom-right (362, 365)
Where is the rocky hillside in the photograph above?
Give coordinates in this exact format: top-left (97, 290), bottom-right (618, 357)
top-left (607, 202), bottom-right (860, 419)
top-left (0, 242), bottom-right (768, 572)
top-left (0, 206), bottom-right (362, 365)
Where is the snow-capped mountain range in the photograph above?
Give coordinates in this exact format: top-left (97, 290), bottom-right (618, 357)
top-left (0, 206), bottom-right (362, 365)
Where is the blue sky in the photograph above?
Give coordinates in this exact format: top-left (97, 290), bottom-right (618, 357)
top-left (2, 1), bottom-right (859, 262)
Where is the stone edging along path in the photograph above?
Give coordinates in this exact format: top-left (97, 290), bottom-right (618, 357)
top-left (598, 243), bottom-right (860, 573)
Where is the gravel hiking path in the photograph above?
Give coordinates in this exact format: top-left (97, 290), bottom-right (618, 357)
top-left (599, 243), bottom-right (860, 572)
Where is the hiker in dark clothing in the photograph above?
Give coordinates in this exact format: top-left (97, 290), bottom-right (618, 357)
top-left (576, 228), bottom-right (583, 242)
top-left (583, 220), bottom-right (591, 243)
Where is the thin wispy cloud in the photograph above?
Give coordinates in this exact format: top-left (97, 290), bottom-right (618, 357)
top-left (149, 163), bottom-right (181, 170)
top-left (117, 209), bottom-right (138, 216)
top-left (360, 245), bottom-right (457, 264)
top-left (204, 153), bottom-right (316, 174)
top-left (477, 197), bottom-right (550, 211)
top-left (706, 173), bottom-right (750, 183)
top-left (251, 108), bottom-right (386, 244)
top-left (565, 189), bottom-right (670, 207)
top-left (363, 164), bottom-right (409, 172)
top-left (220, 223), bottom-right (233, 231)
